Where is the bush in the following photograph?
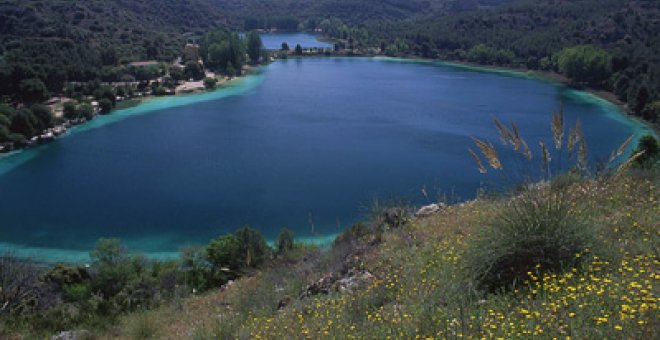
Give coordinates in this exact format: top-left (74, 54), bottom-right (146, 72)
top-left (89, 238), bottom-right (133, 298)
top-left (466, 187), bottom-right (594, 292)
top-left (0, 254), bottom-right (42, 316)
top-left (63, 102), bottom-right (77, 119)
top-left (76, 103), bottom-right (94, 120)
top-left (99, 98), bottom-right (113, 114)
top-left (63, 283), bottom-right (91, 303)
top-left (203, 77), bottom-right (217, 90)
top-left (204, 227), bottom-right (271, 284)
top-left (276, 228), bottom-right (295, 255)
top-left (234, 226), bottom-right (271, 269)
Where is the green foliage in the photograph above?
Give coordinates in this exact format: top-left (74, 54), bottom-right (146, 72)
top-left (184, 62), bottom-right (205, 81)
top-left (234, 226), bottom-right (271, 268)
top-left (294, 44), bottom-right (303, 55)
top-left (632, 135), bottom-right (659, 168)
top-left (76, 103), bottom-right (95, 120)
top-left (89, 238), bottom-right (133, 298)
top-left (18, 78), bottom-right (49, 103)
top-left (557, 45), bottom-right (612, 85)
top-left (276, 228), bottom-right (295, 255)
top-left (467, 44), bottom-right (514, 65)
top-left (203, 77), bottom-right (217, 90)
top-left (281, 42), bottom-right (290, 51)
top-left (63, 102), bottom-right (77, 120)
top-left (246, 31), bottom-right (264, 64)
top-left (205, 234), bottom-right (243, 272)
top-left (203, 31), bottom-right (245, 75)
top-left (466, 188), bottom-right (594, 292)
top-left (99, 99), bottom-right (113, 114)
top-left (63, 283), bottom-right (91, 303)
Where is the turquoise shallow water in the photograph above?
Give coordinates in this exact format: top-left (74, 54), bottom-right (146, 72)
top-left (0, 57), bottom-right (652, 263)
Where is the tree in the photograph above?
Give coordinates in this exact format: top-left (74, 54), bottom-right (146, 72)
top-left (631, 85), bottom-right (649, 114)
top-left (89, 238), bottom-right (132, 298)
top-left (169, 67), bottom-right (185, 82)
top-left (557, 45), bottom-right (612, 85)
top-left (76, 103), bottom-right (94, 120)
top-left (99, 98), bottom-right (113, 114)
top-left (295, 44), bottom-right (303, 55)
top-left (9, 109), bottom-right (38, 138)
top-left (246, 31), bottom-right (264, 64)
top-left (184, 61), bottom-right (205, 81)
top-left (225, 62), bottom-right (236, 78)
top-left (205, 234), bottom-right (242, 271)
top-left (234, 226), bottom-right (270, 268)
top-left (63, 102), bottom-right (77, 119)
top-left (276, 228), bottom-right (295, 255)
top-left (203, 77), bottom-right (217, 90)
top-left (281, 42), bottom-right (290, 51)
top-left (90, 238), bottom-right (127, 267)
top-left (30, 105), bottom-right (53, 131)
top-left (18, 78), bottom-right (49, 104)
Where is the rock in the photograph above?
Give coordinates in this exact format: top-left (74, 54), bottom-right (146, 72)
top-left (333, 270), bottom-right (375, 294)
top-left (300, 273), bottom-right (337, 299)
top-left (300, 270), bottom-right (375, 298)
top-left (51, 330), bottom-right (90, 340)
top-left (416, 203), bottom-right (446, 217)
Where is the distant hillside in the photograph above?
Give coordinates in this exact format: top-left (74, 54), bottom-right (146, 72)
top-left (0, 0), bottom-right (228, 62)
top-left (213, 0), bottom-right (518, 27)
top-left (0, 0), bottom-right (229, 104)
top-left (361, 0), bottom-right (660, 123)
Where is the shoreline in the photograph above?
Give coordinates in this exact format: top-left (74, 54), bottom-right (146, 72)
top-left (1, 233), bottom-right (338, 265)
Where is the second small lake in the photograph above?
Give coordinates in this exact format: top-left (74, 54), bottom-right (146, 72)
top-left (258, 32), bottom-right (333, 50)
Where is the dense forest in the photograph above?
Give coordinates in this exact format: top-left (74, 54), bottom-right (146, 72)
top-left (0, 0), bottom-right (227, 102)
top-left (215, 0), bottom-right (516, 28)
top-left (361, 0), bottom-right (660, 122)
top-left (0, 0), bottom-right (231, 146)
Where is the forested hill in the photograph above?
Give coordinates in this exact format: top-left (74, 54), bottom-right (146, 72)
top-left (360, 0), bottom-right (660, 123)
top-left (213, 0), bottom-right (517, 28)
top-left (0, 0), bottom-right (227, 99)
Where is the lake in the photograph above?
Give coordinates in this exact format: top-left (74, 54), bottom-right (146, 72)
top-left (258, 32), bottom-right (333, 50)
top-left (0, 57), bottom-right (650, 262)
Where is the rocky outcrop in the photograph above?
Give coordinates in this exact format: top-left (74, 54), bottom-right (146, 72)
top-left (299, 269), bottom-right (375, 299)
top-left (415, 203), bottom-right (446, 217)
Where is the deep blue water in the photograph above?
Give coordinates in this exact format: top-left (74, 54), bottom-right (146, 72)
top-left (0, 57), bottom-right (650, 262)
top-left (259, 32), bottom-right (333, 50)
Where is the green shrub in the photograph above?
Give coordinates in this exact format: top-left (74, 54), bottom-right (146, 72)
top-left (205, 234), bottom-right (242, 271)
top-left (89, 238), bottom-right (133, 298)
top-left (276, 228), bottom-right (295, 255)
top-left (203, 77), bottom-right (217, 90)
top-left (234, 226), bottom-right (271, 269)
top-left (466, 187), bottom-right (594, 292)
top-left (63, 283), bottom-right (91, 303)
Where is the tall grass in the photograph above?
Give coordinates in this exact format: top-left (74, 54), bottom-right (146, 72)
top-left (465, 186), bottom-right (595, 292)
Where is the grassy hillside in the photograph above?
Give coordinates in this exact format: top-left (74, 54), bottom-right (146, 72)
top-left (101, 170), bottom-right (658, 339)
